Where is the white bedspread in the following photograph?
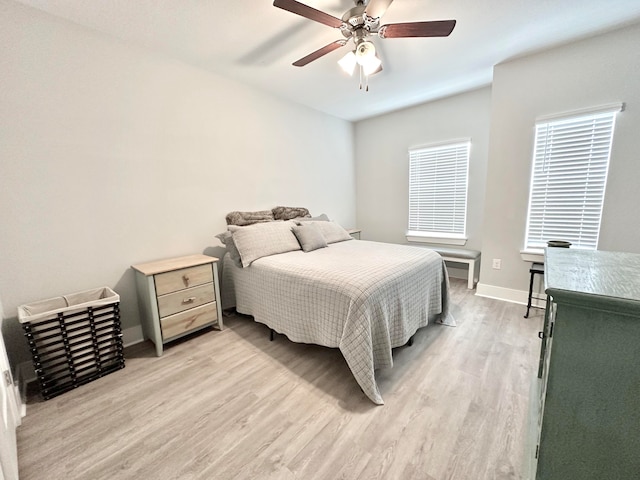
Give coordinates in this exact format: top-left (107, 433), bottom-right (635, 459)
top-left (222, 240), bottom-right (454, 404)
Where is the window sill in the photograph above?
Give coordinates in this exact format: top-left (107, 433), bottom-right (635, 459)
top-left (406, 233), bottom-right (467, 246)
top-left (520, 249), bottom-right (544, 263)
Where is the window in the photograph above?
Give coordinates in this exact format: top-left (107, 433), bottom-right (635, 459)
top-left (524, 105), bottom-right (621, 251)
top-left (407, 141), bottom-right (470, 244)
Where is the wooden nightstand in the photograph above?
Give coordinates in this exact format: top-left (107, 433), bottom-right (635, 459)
top-left (132, 254), bottom-right (223, 356)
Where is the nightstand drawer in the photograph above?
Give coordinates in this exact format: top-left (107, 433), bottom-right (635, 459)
top-left (132, 254), bottom-right (223, 356)
top-left (155, 264), bottom-right (213, 296)
top-left (157, 282), bottom-right (215, 318)
top-left (160, 302), bottom-right (218, 340)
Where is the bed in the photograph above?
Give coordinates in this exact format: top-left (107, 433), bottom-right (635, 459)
top-left (218, 214), bottom-right (454, 405)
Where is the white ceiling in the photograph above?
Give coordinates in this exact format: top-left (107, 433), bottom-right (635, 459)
top-left (15, 0), bottom-right (640, 121)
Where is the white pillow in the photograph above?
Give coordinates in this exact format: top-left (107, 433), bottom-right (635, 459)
top-left (215, 231), bottom-right (242, 268)
top-left (231, 221), bottom-right (301, 267)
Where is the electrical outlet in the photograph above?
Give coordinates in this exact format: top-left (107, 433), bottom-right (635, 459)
top-left (492, 258), bottom-right (502, 269)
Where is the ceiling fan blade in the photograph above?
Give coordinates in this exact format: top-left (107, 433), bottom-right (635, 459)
top-left (292, 40), bottom-right (347, 67)
top-left (379, 20), bottom-right (456, 38)
top-left (365, 0), bottom-right (394, 19)
top-left (273, 0), bottom-right (344, 28)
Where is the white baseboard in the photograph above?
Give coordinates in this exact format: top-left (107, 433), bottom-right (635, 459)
top-left (475, 282), bottom-right (546, 308)
top-left (17, 361), bottom-right (35, 385)
top-left (16, 326), bottom-right (145, 417)
top-left (122, 325), bottom-right (145, 347)
top-left (446, 266), bottom-right (468, 281)
top-left (14, 384), bottom-right (25, 419)
top-left (17, 360), bottom-right (35, 416)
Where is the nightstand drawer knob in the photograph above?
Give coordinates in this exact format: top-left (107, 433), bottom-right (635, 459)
top-left (182, 274), bottom-right (190, 286)
top-left (182, 297), bottom-right (196, 304)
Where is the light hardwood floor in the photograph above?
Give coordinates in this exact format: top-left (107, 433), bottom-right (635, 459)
top-left (17, 278), bottom-right (543, 480)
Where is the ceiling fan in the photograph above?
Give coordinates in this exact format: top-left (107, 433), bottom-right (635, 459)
top-left (273, 0), bottom-right (456, 89)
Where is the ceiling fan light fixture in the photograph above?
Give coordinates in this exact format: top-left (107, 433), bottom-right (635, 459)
top-left (338, 50), bottom-right (357, 76)
top-left (355, 40), bottom-right (376, 64)
top-left (361, 54), bottom-right (382, 76)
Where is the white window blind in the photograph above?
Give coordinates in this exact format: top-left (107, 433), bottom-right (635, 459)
top-left (408, 141), bottom-right (470, 238)
top-left (524, 108), bottom-right (619, 250)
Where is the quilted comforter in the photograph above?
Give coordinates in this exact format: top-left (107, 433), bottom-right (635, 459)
top-left (221, 240), bottom-right (454, 404)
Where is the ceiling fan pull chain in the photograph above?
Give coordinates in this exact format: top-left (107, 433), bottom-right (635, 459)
top-left (359, 65), bottom-right (363, 90)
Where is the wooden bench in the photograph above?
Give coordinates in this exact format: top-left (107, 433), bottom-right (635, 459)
top-left (432, 247), bottom-right (481, 289)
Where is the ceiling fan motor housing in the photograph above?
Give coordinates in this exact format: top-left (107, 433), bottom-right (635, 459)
top-left (341, 5), bottom-right (380, 39)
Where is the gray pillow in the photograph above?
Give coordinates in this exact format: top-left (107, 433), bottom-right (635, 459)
top-left (296, 213), bottom-right (330, 222)
top-left (305, 221), bottom-right (352, 244)
top-left (215, 231), bottom-right (242, 268)
top-left (292, 223), bottom-right (328, 253)
top-left (231, 221), bottom-right (301, 267)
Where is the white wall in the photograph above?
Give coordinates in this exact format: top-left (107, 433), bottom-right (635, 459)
top-left (354, 21), bottom-right (640, 302)
top-left (4, 3), bottom-right (638, 374)
top-left (0, 1), bottom-right (355, 367)
top-left (477, 22), bottom-right (640, 302)
top-left (354, 87), bottom-right (491, 252)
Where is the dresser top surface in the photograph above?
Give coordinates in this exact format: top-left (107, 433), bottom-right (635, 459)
top-left (544, 248), bottom-right (640, 304)
top-left (131, 254), bottom-right (218, 276)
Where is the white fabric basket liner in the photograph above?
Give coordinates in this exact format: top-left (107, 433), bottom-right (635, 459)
top-left (18, 287), bottom-right (120, 325)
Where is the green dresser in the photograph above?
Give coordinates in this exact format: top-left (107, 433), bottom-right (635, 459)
top-left (532, 248), bottom-right (640, 479)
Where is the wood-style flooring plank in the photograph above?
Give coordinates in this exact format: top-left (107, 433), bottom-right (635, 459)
top-left (16, 278), bottom-right (542, 480)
